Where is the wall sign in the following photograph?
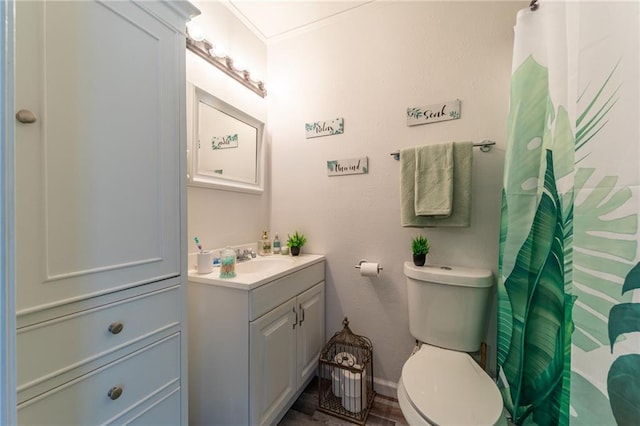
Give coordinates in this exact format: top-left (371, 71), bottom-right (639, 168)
top-left (306, 117), bottom-right (344, 138)
top-left (327, 157), bottom-right (368, 176)
top-left (212, 133), bottom-right (238, 149)
top-left (406, 99), bottom-right (461, 126)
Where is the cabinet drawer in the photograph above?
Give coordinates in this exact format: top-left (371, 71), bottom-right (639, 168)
top-left (249, 261), bottom-right (324, 321)
top-left (17, 286), bottom-right (180, 395)
top-left (18, 333), bottom-right (181, 425)
top-left (120, 387), bottom-right (181, 425)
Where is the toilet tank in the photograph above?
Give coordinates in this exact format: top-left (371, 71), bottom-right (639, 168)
top-left (404, 262), bottom-right (494, 352)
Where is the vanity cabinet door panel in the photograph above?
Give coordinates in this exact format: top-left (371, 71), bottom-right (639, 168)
top-left (15, 0), bottom-right (181, 314)
top-left (297, 282), bottom-right (325, 385)
top-left (250, 298), bottom-right (297, 426)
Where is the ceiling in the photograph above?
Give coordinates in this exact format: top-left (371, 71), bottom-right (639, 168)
top-left (225, 0), bottom-right (373, 42)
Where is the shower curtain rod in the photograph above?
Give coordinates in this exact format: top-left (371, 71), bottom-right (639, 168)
top-left (390, 140), bottom-right (496, 160)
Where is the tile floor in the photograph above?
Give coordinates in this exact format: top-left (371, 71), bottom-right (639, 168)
top-left (279, 377), bottom-right (408, 426)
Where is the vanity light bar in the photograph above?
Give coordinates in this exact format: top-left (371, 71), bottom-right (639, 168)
top-left (186, 32), bottom-right (267, 98)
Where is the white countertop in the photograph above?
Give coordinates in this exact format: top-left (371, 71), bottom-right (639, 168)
top-left (187, 253), bottom-right (325, 291)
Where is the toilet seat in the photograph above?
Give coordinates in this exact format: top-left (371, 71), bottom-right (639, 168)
top-left (400, 344), bottom-right (503, 425)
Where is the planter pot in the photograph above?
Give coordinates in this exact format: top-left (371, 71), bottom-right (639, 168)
top-left (290, 246), bottom-right (301, 256)
top-left (412, 254), bottom-right (426, 267)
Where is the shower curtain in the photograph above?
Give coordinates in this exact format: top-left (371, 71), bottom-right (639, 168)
top-left (497, 1), bottom-right (639, 425)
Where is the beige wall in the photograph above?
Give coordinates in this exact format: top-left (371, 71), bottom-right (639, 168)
top-left (267, 1), bottom-right (523, 395)
top-left (187, 0), bottom-right (524, 397)
top-left (186, 0), bottom-right (270, 254)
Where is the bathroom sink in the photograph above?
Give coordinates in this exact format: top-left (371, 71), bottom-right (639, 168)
top-left (188, 252), bottom-right (325, 290)
top-left (235, 256), bottom-right (296, 274)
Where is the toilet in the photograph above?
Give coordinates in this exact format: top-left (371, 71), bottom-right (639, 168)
top-left (397, 262), bottom-right (505, 425)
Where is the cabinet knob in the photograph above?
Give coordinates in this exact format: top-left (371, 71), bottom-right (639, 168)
top-left (15, 109), bottom-right (37, 124)
top-left (107, 386), bottom-right (123, 400)
top-left (108, 322), bottom-right (124, 335)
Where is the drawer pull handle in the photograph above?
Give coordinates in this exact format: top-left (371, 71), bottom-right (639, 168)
top-left (299, 304), bottom-right (305, 326)
top-left (108, 386), bottom-right (123, 400)
top-left (292, 307), bottom-right (297, 329)
top-left (108, 322), bottom-right (124, 335)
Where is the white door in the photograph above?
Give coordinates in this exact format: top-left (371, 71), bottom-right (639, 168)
top-left (15, 0), bottom-right (181, 314)
top-left (296, 282), bottom-right (325, 385)
top-left (249, 298), bottom-right (297, 426)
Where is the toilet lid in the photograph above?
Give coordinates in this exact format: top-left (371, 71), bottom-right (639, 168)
top-left (401, 345), bottom-right (503, 425)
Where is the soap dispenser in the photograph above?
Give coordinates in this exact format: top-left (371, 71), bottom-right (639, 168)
top-left (260, 231), bottom-right (271, 255)
top-left (272, 233), bottom-right (281, 254)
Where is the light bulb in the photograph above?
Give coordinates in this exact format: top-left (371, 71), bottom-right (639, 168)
top-left (187, 22), bottom-right (205, 41)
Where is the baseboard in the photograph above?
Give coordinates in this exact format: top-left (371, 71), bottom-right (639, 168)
top-left (373, 377), bottom-right (398, 399)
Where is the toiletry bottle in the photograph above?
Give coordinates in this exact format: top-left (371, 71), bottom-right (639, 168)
top-left (261, 231), bottom-right (271, 255)
top-left (272, 233), bottom-right (281, 254)
top-left (219, 247), bottom-right (236, 278)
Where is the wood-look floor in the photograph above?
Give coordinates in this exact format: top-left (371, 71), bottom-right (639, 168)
top-left (279, 378), bottom-right (408, 426)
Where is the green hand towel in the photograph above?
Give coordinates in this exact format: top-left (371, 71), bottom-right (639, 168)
top-left (400, 141), bottom-right (473, 228)
top-left (414, 142), bottom-right (453, 216)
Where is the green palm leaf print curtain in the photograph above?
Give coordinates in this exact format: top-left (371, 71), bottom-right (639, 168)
top-left (497, 2), bottom-right (639, 425)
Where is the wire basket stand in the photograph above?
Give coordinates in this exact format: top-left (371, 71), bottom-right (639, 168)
top-left (318, 317), bottom-right (375, 425)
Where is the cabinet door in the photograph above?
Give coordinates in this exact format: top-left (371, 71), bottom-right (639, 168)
top-left (249, 298), bottom-right (297, 426)
top-left (297, 282), bottom-right (325, 385)
top-left (15, 0), bottom-right (181, 314)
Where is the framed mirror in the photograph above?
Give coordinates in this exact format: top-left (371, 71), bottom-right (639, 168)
top-left (188, 85), bottom-right (265, 193)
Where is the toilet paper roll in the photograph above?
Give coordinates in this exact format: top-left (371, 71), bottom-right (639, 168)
top-left (359, 262), bottom-right (381, 277)
top-left (334, 352), bottom-right (357, 367)
top-left (343, 367), bottom-right (366, 397)
top-left (331, 369), bottom-right (342, 397)
top-left (342, 367), bottom-right (366, 413)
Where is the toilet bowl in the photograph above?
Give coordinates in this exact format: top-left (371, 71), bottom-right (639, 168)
top-left (397, 345), bottom-right (504, 425)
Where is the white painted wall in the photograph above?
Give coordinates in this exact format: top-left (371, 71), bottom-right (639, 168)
top-left (187, 0), bottom-right (270, 253)
top-left (268, 1), bottom-right (524, 395)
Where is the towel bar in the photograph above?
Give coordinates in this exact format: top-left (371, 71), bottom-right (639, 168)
top-left (390, 140), bottom-right (496, 160)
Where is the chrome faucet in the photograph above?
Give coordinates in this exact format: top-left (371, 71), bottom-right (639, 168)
top-left (236, 248), bottom-right (256, 262)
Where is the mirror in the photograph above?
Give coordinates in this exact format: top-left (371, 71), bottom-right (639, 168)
top-left (188, 85), bottom-right (265, 193)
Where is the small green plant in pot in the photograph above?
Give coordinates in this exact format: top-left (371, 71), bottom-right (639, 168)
top-left (411, 235), bottom-right (430, 266)
top-left (287, 231), bottom-right (307, 256)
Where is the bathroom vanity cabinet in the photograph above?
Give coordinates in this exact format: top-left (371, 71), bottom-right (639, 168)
top-left (14, 0), bottom-right (199, 424)
top-left (188, 256), bottom-right (326, 426)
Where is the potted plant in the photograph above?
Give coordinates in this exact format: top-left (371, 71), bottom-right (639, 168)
top-left (411, 235), bottom-right (430, 266)
top-left (287, 231), bottom-right (307, 256)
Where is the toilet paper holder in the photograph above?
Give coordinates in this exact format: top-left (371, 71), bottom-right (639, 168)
top-left (355, 259), bottom-right (383, 272)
